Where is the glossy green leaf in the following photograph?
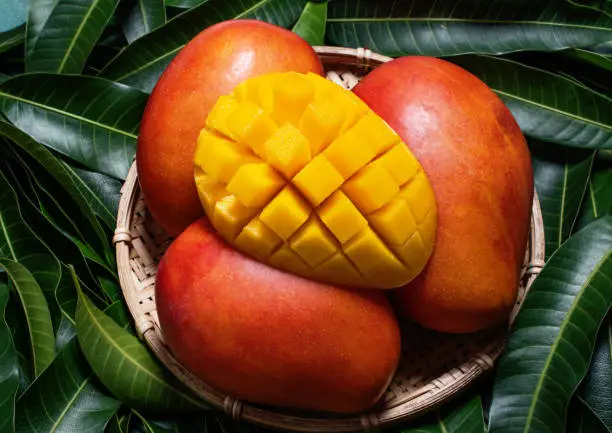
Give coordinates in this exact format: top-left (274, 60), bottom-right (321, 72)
top-left (63, 163), bottom-right (122, 230)
top-left (0, 276), bottom-right (19, 433)
top-left (122, 0), bottom-right (167, 44)
top-left (576, 314), bottom-right (612, 429)
top-left (100, 0), bottom-right (307, 92)
top-left (530, 141), bottom-right (595, 259)
top-left (75, 275), bottom-right (209, 411)
top-left (14, 337), bottom-right (121, 433)
top-left (0, 25), bottom-right (24, 54)
top-left (0, 74), bottom-right (148, 180)
top-left (26, 0), bottom-right (59, 60)
top-left (326, 0), bottom-right (612, 57)
top-left (576, 164), bottom-right (612, 230)
top-left (450, 55), bottom-right (612, 149)
top-left (26, 0), bottom-right (120, 74)
top-left (400, 396), bottom-right (485, 433)
top-left (54, 314), bottom-right (76, 351)
top-left (292, 1), bottom-right (327, 46)
top-left (4, 289), bottom-right (34, 394)
top-left (0, 260), bottom-right (55, 377)
top-left (162, 0), bottom-right (204, 8)
top-left (0, 124), bottom-right (113, 267)
top-left (589, 40), bottom-right (612, 55)
top-left (488, 215), bottom-right (612, 433)
top-left (566, 397), bottom-right (610, 433)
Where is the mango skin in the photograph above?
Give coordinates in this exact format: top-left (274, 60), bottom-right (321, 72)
top-left (155, 218), bottom-right (401, 413)
top-left (353, 56), bottom-right (534, 334)
top-left (137, 20), bottom-right (324, 237)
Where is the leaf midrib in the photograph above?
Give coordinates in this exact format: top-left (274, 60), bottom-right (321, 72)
top-left (0, 212), bottom-right (17, 261)
top-left (559, 159), bottom-right (569, 248)
top-left (523, 248), bottom-right (612, 433)
top-left (0, 91), bottom-right (138, 139)
top-left (80, 294), bottom-right (206, 409)
top-left (49, 377), bottom-right (88, 433)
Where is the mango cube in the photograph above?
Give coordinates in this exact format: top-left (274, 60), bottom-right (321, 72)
top-left (259, 186), bottom-right (311, 240)
top-left (194, 71), bottom-right (438, 289)
top-left (316, 191), bottom-right (367, 244)
top-left (289, 216), bottom-right (338, 267)
top-left (293, 155), bottom-right (344, 206)
top-left (226, 163), bottom-right (285, 208)
top-left (342, 162), bottom-right (398, 214)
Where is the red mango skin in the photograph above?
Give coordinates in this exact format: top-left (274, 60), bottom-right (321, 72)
top-left (137, 20), bottom-right (324, 237)
top-left (155, 218), bottom-right (401, 414)
top-left (353, 56), bottom-right (534, 334)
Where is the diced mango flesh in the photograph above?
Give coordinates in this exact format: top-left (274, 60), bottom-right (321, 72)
top-left (193, 71), bottom-right (437, 289)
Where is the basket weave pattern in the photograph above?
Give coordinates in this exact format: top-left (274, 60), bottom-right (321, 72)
top-left (114, 47), bottom-right (546, 433)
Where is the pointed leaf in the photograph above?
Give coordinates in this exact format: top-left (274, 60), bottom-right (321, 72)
top-left (26, 0), bottom-right (59, 59)
top-left (292, 1), bottom-right (327, 46)
top-left (326, 0), bottom-right (612, 57)
top-left (14, 337), bottom-right (121, 433)
top-left (450, 55), bottom-right (612, 149)
top-left (576, 164), bottom-right (612, 230)
top-left (488, 215), bottom-right (612, 433)
top-left (400, 396), bottom-right (486, 433)
top-left (26, 0), bottom-right (120, 74)
top-left (75, 275), bottom-right (209, 411)
top-left (0, 276), bottom-right (19, 433)
top-left (122, 0), bottom-right (167, 44)
top-left (100, 0), bottom-right (307, 92)
top-left (566, 397), bottom-right (610, 433)
top-left (576, 314), bottom-right (612, 430)
top-left (530, 141), bottom-right (595, 258)
top-left (0, 74), bottom-right (148, 179)
top-left (0, 260), bottom-right (55, 377)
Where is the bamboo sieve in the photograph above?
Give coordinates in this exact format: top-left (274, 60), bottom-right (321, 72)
top-left (113, 46), bottom-right (546, 433)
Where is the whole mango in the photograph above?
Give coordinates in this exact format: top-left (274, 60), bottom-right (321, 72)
top-left (353, 57), bottom-right (533, 334)
top-left (137, 20), bottom-right (324, 237)
top-left (155, 218), bottom-right (401, 413)
top-left (193, 71), bottom-right (437, 289)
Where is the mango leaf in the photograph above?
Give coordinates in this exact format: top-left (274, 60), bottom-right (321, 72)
top-left (106, 413), bottom-right (132, 433)
top-left (400, 396), bottom-right (485, 433)
top-left (0, 25), bottom-right (24, 54)
top-left (590, 40), bottom-right (612, 55)
top-left (0, 275), bottom-right (19, 433)
top-left (530, 141), bottom-right (595, 259)
top-left (4, 290), bottom-right (33, 394)
top-left (129, 411), bottom-right (267, 433)
top-left (566, 397), bottom-right (610, 433)
top-left (450, 55), bottom-right (612, 149)
top-left (576, 314), bottom-right (612, 429)
top-left (100, 0), bottom-right (307, 92)
top-left (0, 260), bottom-right (55, 378)
top-left (326, 0), bottom-right (612, 57)
top-left (0, 74), bottom-right (148, 180)
top-left (292, 1), bottom-right (327, 46)
top-left (122, 0), bottom-right (167, 44)
top-left (25, 0), bottom-right (120, 74)
top-left (488, 215), bottom-right (612, 433)
top-left (14, 337), bottom-right (121, 433)
top-left (54, 314), bottom-right (76, 351)
top-left (62, 163), bottom-right (122, 230)
top-left (75, 273), bottom-right (209, 411)
top-left (162, 0), bottom-right (204, 8)
top-left (26, 0), bottom-right (59, 60)
top-left (576, 163), bottom-right (612, 230)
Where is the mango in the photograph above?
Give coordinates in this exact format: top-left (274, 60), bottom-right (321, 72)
top-left (155, 218), bottom-right (401, 413)
top-left (353, 57), bottom-right (534, 333)
top-left (193, 72), bottom-right (438, 289)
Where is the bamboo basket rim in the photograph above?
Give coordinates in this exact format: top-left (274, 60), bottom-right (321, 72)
top-left (113, 46), bottom-right (546, 433)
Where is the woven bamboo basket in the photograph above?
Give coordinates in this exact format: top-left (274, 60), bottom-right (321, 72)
top-left (114, 46), bottom-right (546, 433)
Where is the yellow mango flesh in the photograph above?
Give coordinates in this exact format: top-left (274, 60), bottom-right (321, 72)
top-left (193, 71), bottom-right (437, 289)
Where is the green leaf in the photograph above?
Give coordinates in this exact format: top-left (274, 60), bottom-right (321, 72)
top-left (400, 396), bottom-right (486, 433)
top-left (14, 337), bottom-right (121, 433)
top-left (450, 55), bottom-right (612, 149)
top-left (122, 0), bottom-right (167, 44)
top-left (0, 260), bottom-right (55, 377)
top-left (0, 275), bottom-right (19, 433)
top-left (292, 1), bottom-right (327, 46)
top-left (0, 25), bottom-right (25, 54)
top-left (75, 273), bottom-right (209, 411)
top-left (576, 163), bottom-right (612, 230)
top-left (488, 215), bottom-right (612, 433)
top-left (100, 0), bottom-right (308, 93)
top-left (0, 74), bottom-right (148, 180)
top-left (26, 0), bottom-right (59, 60)
top-left (530, 141), bottom-right (595, 259)
top-left (163, 0), bottom-right (204, 8)
top-left (576, 314), bottom-right (612, 430)
top-left (326, 0), bottom-right (612, 57)
top-left (26, 0), bottom-right (120, 74)
top-left (5, 291), bottom-right (33, 394)
top-left (54, 314), bottom-right (76, 351)
top-left (62, 163), bottom-right (122, 230)
top-left (566, 397), bottom-right (610, 433)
